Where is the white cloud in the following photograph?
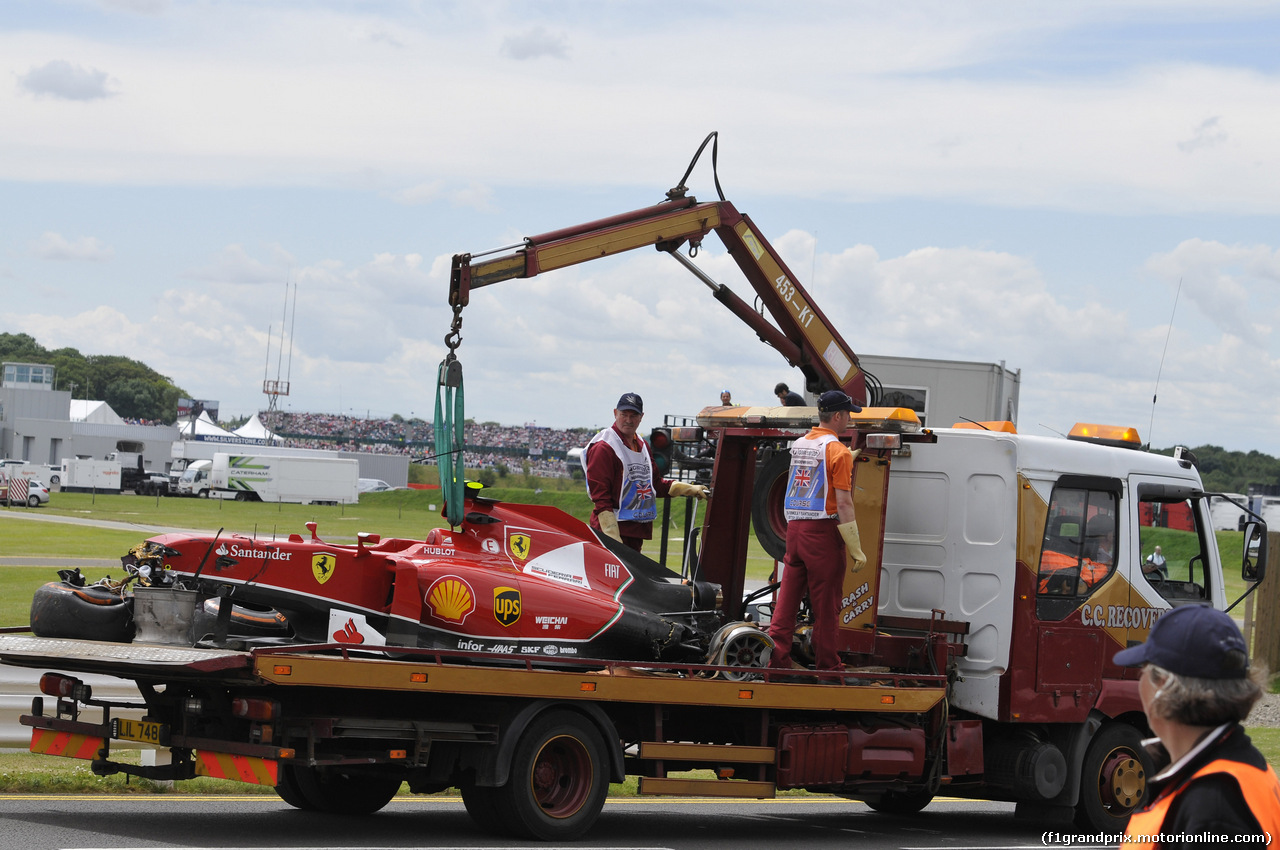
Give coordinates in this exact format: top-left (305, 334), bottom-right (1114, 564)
top-left (1144, 239), bottom-right (1280, 347)
top-left (30, 232), bottom-right (114, 262)
top-left (1178, 116), bottom-right (1229, 153)
top-left (16, 60), bottom-right (114, 101)
top-left (501, 26), bottom-right (569, 61)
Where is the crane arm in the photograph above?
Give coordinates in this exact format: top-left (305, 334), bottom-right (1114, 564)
top-left (449, 195), bottom-right (866, 403)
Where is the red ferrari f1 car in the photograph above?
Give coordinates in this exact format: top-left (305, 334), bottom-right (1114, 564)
top-left (29, 492), bottom-right (774, 675)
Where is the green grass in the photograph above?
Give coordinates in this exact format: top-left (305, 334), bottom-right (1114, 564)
top-left (1138, 526), bottom-right (1255, 606)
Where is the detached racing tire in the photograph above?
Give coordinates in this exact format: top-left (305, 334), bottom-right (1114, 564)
top-left (1074, 722), bottom-right (1152, 831)
top-left (274, 764), bottom-right (315, 810)
top-left (490, 710), bottom-right (609, 841)
top-left (30, 581), bottom-right (135, 642)
top-left (289, 765), bottom-right (402, 815)
top-left (461, 783), bottom-right (510, 835)
top-left (751, 451), bottom-right (791, 562)
top-left (864, 787), bottom-right (935, 815)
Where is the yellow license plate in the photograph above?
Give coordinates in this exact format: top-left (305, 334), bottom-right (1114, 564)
top-left (113, 718), bottom-right (166, 745)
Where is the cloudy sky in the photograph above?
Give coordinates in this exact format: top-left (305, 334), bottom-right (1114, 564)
top-left (3, 1), bottom-right (1279, 454)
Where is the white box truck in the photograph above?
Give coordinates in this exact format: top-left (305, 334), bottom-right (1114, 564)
top-left (208, 453), bottom-right (359, 505)
top-left (60, 458), bottom-right (123, 493)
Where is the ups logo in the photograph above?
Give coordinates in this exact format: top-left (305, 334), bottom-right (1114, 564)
top-left (493, 586), bottom-right (521, 627)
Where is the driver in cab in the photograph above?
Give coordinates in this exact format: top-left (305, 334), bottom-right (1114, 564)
top-left (1038, 513), bottom-right (1116, 595)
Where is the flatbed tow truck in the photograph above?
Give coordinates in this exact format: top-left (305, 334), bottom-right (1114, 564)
top-left (0, 136), bottom-right (1266, 841)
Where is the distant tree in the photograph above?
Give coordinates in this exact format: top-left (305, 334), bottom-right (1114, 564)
top-left (105, 378), bottom-right (163, 421)
top-left (495, 462), bottom-right (510, 479)
top-left (0, 333), bottom-right (45, 362)
top-left (478, 468), bottom-right (497, 488)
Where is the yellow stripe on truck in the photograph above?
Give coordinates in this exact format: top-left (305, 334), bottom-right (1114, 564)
top-left (193, 750), bottom-right (279, 785)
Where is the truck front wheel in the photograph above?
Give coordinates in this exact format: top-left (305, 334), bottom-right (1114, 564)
top-left (491, 710), bottom-right (609, 841)
top-left (1075, 723), bottom-right (1152, 831)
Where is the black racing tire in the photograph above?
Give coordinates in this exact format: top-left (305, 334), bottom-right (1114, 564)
top-left (289, 765), bottom-right (402, 815)
top-left (1074, 722), bottom-right (1152, 831)
top-left (274, 764), bottom-right (315, 810)
top-left (751, 450), bottom-right (791, 562)
top-left (864, 787), bottom-right (935, 815)
top-left (461, 782), bottom-right (510, 835)
top-left (489, 710), bottom-right (609, 841)
top-left (29, 581), bottom-right (135, 642)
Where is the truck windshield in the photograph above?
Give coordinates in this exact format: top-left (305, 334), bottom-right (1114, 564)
top-left (1035, 480), bottom-right (1121, 621)
top-left (1137, 496), bottom-right (1211, 605)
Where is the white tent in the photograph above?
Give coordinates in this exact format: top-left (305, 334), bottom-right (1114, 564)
top-left (178, 411), bottom-right (237, 439)
top-left (233, 415), bottom-right (281, 442)
top-left (69, 400), bottom-right (125, 425)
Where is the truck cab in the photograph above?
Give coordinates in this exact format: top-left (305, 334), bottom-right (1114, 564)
top-left (176, 459), bottom-right (212, 497)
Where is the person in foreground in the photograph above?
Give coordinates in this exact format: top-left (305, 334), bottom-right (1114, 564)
top-left (1113, 604), bottom-right (1280, 846)
top-left (582, 392), bottom-right (707, 552)
top-left (767, 390), bottom-right (866, 675)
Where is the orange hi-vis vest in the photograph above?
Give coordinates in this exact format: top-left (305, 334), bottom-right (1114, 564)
top-left (1037, 549), bottom-right (1110, 593)
top-left (1124, 759), bottom-right (1280, 848)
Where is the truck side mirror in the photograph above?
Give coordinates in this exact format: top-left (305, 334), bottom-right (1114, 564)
top-left (1243, 521), bottom-right (1267, 583)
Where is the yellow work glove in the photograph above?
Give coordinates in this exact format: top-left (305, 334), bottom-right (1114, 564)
top-left (837, 520), bottom-right (867, 568)
top-left (597, 510), bottom-right (623, 543)
top-left (849, 448), bottom-right (862, 462)
top-left (668, 482), bottom-right (709, 500)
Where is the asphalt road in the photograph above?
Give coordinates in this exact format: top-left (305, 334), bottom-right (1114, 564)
top-left (0, 796), bottom-right (1066, 850)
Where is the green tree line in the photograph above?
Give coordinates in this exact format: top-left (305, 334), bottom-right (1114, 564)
top-left (0, 332), bottom-right (188, 424)
top-left (1152, 444), bottom-right (1280, 496)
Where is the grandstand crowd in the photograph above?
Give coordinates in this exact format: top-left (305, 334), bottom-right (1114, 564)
top-left (261, 411), bottom-right (596, 478)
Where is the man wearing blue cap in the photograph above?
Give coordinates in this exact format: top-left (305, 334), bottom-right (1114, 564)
top-left (768, 390), bottom-right (866, 674)
top-left (582, 393), bottom-right (707, 552)
top-left (1114, 604), bottom-right (1280, 844)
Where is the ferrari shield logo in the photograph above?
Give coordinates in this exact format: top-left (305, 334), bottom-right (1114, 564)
top-left (494, 586), bottom-right (521, 627)
top-left (312, 552), bottom-right (338, 585)
top-left (508, 533), bottom-right (532, 561)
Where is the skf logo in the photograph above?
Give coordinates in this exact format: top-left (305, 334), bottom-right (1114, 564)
top-left (426, 576), bottom-right (474, 624)
top-left (508, 533), bottom-right (532, 561)
top-left (311, 552), bottom-right (338, 585)
top-left (493, 586), bottom-right (521, 627)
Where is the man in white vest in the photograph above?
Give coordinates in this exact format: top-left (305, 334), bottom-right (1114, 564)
top-left (582, 392), bottom-right (707, 552)
top-left (767, 390), bottom-right (867, 673)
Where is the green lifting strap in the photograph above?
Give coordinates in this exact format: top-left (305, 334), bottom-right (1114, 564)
top-left (435, 358), bottom-right (465, 528)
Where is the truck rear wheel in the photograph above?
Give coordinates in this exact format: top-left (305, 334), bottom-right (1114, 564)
top-left (491, 710), bottom-right (609, 841)
top-left (1075, 723), bottom-right (1151, 831)
top-left (289, 766), bottom-right (402, 815)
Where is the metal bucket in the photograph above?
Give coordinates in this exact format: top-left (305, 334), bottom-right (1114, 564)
top-left (132, 587), bottom-right (200, 645)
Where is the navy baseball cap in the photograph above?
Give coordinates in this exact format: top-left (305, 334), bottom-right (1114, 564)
top-left (616, 393), bottom-right (643, 413)
top-left (818, 390), bottom-right (862, 413)
top-left (1113, 604), bottom-right (1249, 679)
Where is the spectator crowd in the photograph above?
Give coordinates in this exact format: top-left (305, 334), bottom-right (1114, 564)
top-left (259, 411), bottom-right (595, 478)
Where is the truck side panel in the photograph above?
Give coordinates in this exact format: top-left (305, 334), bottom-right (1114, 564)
top-left (881, 431), bottom-right (1018, 720)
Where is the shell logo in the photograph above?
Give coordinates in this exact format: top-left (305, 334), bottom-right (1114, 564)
top-left (425, 575), bottom-right (475, 624)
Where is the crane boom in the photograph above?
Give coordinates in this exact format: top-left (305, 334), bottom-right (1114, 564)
top-left (449, 195), bottom-right (867, 403)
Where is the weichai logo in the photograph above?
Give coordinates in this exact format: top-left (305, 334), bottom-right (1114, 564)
top-left (494, 586), bottom-right (521, 627)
